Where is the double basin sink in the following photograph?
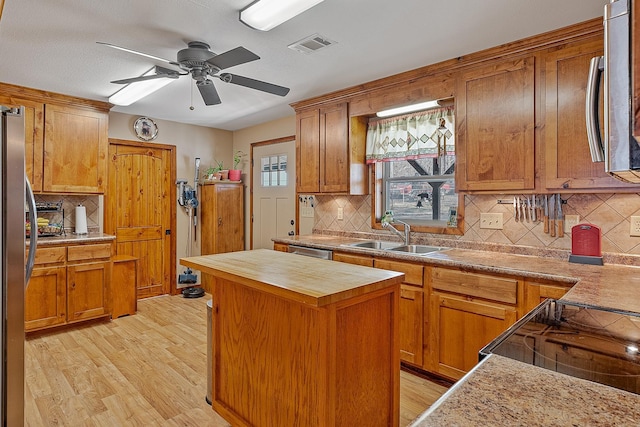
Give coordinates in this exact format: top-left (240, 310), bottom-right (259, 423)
top-left (344, 240), bottom-right (449, 256)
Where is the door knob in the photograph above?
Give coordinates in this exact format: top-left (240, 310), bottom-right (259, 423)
top-left (288, 231), bottom-right (295, 236)
top-left (290, 219), bottom-right (295, 225)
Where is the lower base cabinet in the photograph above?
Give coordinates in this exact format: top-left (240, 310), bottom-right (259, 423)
top-left (25, 241), bottom-right (113, 332)
top-left (428, 293), bottom-right (517, 380)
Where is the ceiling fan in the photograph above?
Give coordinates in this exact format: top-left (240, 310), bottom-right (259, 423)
top-left (98, 41), bottom-right (290, 105)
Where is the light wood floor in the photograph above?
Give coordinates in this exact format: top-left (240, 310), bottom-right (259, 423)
top-left (25, 294), bottom-right (448, 426)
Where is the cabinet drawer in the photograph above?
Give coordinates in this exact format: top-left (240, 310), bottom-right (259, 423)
top-left (32, 247), bottom-right (66, 265)
top-left (432, 268), bottom-right (518, 305)
top-left (334, 252), bottom-right (374, 267)
top-left (374, 259), bottom-right (423, 286)
top-left (67, 243), bottom-right (112, 262)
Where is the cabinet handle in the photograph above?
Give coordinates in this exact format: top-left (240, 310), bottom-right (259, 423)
top-left (218, 217), bottom-right (222, 226)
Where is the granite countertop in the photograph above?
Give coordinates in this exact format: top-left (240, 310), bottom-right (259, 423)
top-left (29, 232), bottom-right (115, 246)
top-left (274, 234), bottom-right (640, 425)
top-left (275, 235), bottom-right (640, 313)
top-left (180, 249), bottom-right (403, 307)
top-left (409, 355), bottom-right (640, 426)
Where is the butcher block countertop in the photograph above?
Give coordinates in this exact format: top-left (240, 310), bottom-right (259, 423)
top-left (180, 249), bottom-right (404, 307)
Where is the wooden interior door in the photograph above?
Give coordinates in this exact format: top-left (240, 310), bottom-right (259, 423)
top-left (106, 140), bottom-right (175, 298)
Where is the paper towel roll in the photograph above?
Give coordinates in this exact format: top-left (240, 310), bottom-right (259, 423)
top-left (75, 205), bottom-right (88, 234)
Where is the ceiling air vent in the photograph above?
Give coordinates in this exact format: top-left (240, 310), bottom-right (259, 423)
top-left (288, 34), bottom-right (336, 54)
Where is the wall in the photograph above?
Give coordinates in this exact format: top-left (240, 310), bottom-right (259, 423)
top-left (232, 115), bottom-right (296, 248)
top-left (108, 112), bottom-right (233, 285)
top-left (313, 192), bottom-right (640, 261)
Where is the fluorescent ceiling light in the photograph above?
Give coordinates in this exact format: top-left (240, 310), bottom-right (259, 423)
top-left (109, 68), bottom-right (175, 106)
top-left (240, 0), bottom-right (325, 31)
top-left (376, 100), bottom-right (441, 118)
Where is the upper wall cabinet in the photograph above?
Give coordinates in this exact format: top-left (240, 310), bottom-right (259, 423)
top-left (456, 57), bottom-right (536, 192)
top-left (295, 102), bottom-right (367, 194)
top-left (43, 104), bottom-right (108, 193)
top-left (0, 83), bottom-right (110, 194)
top-left (544, 37), bottom-right (637, 191)
top-left (0, 95), bottom-right (44, 192)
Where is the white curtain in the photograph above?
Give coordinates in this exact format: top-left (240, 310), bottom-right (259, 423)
top-left (365, 106), bottom-right (454, 163)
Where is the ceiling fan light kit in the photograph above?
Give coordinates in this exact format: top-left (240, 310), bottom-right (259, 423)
top-left (109, 67), bottom-right (177, 106)
top-left (240, 0), bottom-right (325, 31)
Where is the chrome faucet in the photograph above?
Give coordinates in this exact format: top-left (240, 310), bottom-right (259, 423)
top-left (381, 211), bottom-right (411, 245)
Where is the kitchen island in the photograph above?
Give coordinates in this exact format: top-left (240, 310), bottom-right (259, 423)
top-left (180, 249), bottom-right (404, 427)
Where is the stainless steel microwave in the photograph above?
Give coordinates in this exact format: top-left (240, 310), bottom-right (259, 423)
top-left (586, 0), bottom-right (640, 183)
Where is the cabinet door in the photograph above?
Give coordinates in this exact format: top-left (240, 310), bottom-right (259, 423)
top-left (320, 102), bottom-right (349, 192)
top-left (0, 96), bottom-right (44, 192)
top-left (67, 261), bottom-right (109, 322)
top-left (296, 109), bottom-right (320, 193)
top-left (457, 57), bottom-right (535, 191)
top-left (25, 266), bottom-right (66, 331)
top-left (429, 293), bottom-right (517, 380)
top-left (203, 184), bottom-right (244, 254)
top-left (43, 104), bottom-right (108, 193)
top-left (399, 285), bottom-right (424, 367)
top-left (524, 281), bottom-right (570, 313)
top-left (544, 37), bottom-right (635, 190)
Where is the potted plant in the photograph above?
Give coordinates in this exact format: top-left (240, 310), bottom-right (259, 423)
top-left (229, 150), bottom-right (246, 181)
top-left (204, 160), bottom-right (225, 180)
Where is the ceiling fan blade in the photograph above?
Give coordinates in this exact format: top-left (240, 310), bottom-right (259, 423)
top-left (218, 73), bottom-right (290, 97)
top-left (207, 47), bottom-right (260, 70)
top-left (97, 41), bottom-right (180, 67)
top-left (197, 80), bottom-right (221, 105)
top-left (111, 66), bottom-right (181, 84)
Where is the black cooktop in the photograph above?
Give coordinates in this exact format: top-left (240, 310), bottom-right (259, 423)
top-left (481, 299), bottom-right (640, 394)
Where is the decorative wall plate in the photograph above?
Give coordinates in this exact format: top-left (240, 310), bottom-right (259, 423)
top-left (133, 117), bottom-right (158, 141)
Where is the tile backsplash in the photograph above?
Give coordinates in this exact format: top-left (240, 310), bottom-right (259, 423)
top-left (33, 194), bottom-right (101, 233)
top-left (313, 193), bottom-right (640, 259)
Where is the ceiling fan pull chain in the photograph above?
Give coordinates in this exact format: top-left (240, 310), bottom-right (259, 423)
top-left (190, 79), bottom-right (195, 111)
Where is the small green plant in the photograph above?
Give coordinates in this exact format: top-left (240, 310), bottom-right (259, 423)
top-left (203, 160), bottom-right (224, 178)
top-left (233, 150), bottom-right (246, 169)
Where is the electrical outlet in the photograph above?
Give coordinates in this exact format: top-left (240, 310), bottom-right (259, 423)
top-left (301, 207), bottom-right (314, 218)
top-left (337, 207), bottom-right (344, 220)
top-left (565, 214), bottom-right (580, 233)
top-left (480, 212), bottom-right (503, 230)
top-left (631, 216), bottom-right (640, 237)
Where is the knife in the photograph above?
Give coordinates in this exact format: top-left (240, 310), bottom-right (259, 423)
top-left (515, 197), bottom-right (520, 222)
top-left (513, 197), bottom-right (518, 222)
top-left (543, 195), bottom-right (549, 233)
top-left (557, 194), bottom-right (564, 238)
top-left (531, 195), bottom-right (537, 222)
top-left (549, 194), bottom-right (556, 237)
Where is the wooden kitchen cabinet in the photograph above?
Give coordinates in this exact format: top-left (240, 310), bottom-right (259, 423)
top-left (374, 259), bottom-right (425, 367)
top-left (544, 37), bottom-right (636, 190)
top-left (25, 241), bottom-right (113, 332)
top-left (200, 182), bottom-right (244, 292)
top-left (456, 57), bottom-right (536, 191)
top-left (295, 102), bottom-right (367, 194)
top-left (43, 104), bottom-right (108, 193)
top-left (25, 246), bottom-right (67, 331)
top-left (272, 242), bottom-right (289, 252)
top-left (524, 280), bottom-right (571, 313)
top-left (428, 267), bottom-right (519, 380)
top-left (333, 251), bottom-right (374, 266)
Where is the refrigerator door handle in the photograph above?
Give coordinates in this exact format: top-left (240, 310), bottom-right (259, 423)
top-left (25, 176), bottom-right (37, 286)
top-left (586, 55), bottom-right (605, 162)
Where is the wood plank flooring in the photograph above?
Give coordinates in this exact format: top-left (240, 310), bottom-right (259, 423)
top-left (25, 294), bottom-right (447, 426)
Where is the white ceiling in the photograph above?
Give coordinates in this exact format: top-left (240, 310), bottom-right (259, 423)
top-left (0, 0), bottom-right (606, 131)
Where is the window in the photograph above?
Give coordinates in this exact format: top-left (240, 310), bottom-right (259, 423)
top-left (366, 105), bottom-right (464, 234)
top-left (261, 154), bottom-right (288, 187)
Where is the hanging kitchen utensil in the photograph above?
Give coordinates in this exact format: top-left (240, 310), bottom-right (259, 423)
top-left (543, 195), bottom-right (549, 233)
top-left (557, 194), bottom-right (564, 237)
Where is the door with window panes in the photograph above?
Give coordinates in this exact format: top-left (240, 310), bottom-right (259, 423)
top-left (252, 140), bottom-right (296, 249)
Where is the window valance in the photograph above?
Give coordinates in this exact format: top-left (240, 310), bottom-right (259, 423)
top-left (365, 106), bottom-right (454, 164)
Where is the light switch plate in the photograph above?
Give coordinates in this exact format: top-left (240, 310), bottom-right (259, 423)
top-left (480, 212), bottom-right (503, 230)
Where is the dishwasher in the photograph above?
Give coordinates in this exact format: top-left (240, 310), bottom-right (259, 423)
top-left (287, 244), bottom-right (333, 260)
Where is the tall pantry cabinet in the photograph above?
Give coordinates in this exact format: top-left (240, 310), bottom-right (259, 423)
top-left (199, 182), bottom-right (244, 292)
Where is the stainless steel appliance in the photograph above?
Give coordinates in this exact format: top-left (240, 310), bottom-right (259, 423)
top-left (287, 244), bottom-right (333, 260)
top-left (481, 299), bottom-right (640, 394)
top-left (1, 105), bottom-right (36, 425)
top-left (586, 0), bottom-right (640, 183)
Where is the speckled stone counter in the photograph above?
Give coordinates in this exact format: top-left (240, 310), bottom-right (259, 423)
top-left (409, 355), bottom-right (640, 426)
top-left (29, 232), bottom-right (115, 246)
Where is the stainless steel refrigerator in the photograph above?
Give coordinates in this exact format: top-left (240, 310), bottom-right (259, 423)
top-left (2, 105), bottom-right (37, 425)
